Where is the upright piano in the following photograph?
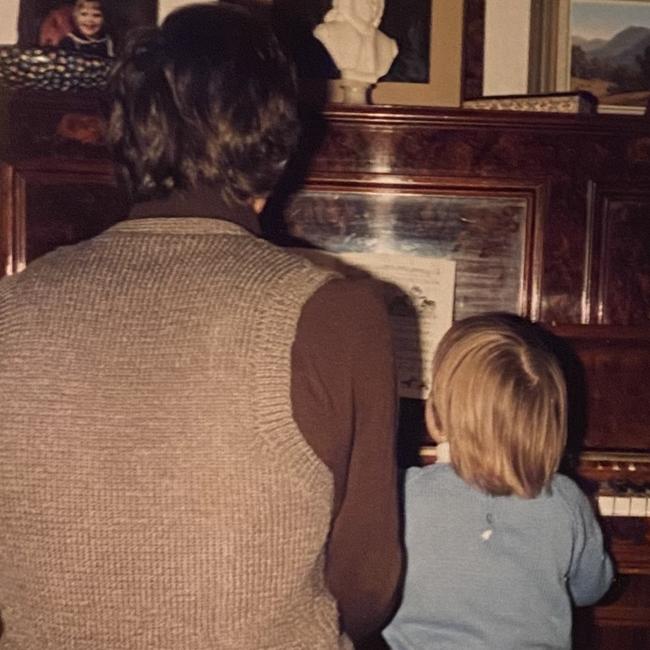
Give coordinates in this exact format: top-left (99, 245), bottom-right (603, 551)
top-left (1, 91), bottom-right (649, 648)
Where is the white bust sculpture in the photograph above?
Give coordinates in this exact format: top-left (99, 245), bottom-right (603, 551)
top-left (313, 0), bottom-right (398, 102)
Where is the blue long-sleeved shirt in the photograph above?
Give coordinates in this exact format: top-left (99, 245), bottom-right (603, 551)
top-left (383, 463), bottom-right (614, 649)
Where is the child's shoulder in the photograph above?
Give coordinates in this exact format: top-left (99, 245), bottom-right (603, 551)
top-left (404, 463), bottom-right (456, 491)
top-left (550, 473), bottom-right (586, 498)
top-left (548, 473), bottom-right (594, 516)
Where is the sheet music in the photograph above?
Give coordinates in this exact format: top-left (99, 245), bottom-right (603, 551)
top-left (292, 249), bottom-right (456, 399)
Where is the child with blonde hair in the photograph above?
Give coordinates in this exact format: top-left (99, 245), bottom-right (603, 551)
top-left (383, 312), bottom-right (613, 649)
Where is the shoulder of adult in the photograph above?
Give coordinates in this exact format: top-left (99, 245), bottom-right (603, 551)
top-left (305, 276), bottom-right (390, 336)
top-left (295, 275), bottom-right (393, 399)
top-left (0, 276), bottom-right (14, 317)
top-left (293, 272), bottom-right (394, 376)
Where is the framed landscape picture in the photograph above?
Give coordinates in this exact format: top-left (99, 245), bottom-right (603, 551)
top-left (531, 0), bottom-right (650, 113)
top-left (569, 0), bottom-right (650, 113)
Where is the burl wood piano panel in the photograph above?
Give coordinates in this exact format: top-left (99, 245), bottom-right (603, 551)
top-left (1, 160), bottom-right (126, 275)
top-left (0, 91), bottom-right (124, 276)
top-left (286, 105), bottom-right (650, 326)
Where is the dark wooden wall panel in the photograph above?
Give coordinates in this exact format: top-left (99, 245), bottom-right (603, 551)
top-left (598, 194), bottom-right (650, 325)
top-left (560, 330), bottom-right (650, 450)
top-left (0, 161), bottom-right (125, 277)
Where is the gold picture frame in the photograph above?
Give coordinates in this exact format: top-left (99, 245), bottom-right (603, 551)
top-left (529, 0), bottom-right (650, 114)
top-left (528, 0), bottom-right (572, 95)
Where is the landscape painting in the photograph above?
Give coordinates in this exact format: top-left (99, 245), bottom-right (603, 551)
top-left (570, 0), bottom-right (650, 111)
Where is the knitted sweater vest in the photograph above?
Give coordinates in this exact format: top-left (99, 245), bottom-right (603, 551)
top-left (0, 218), bottom-right (352, 649)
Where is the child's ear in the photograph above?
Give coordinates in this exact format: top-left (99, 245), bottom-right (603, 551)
top-left (425, 398), bottom-right (445, 443)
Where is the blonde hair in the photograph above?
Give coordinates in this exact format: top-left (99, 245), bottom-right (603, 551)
top-left (427, 313), bottom-right (567, 498)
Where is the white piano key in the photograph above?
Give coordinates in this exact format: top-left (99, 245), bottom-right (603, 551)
top-left (613, 496), bottom-right (631, 517)
top-left (597, 495), bottom-right (615, 516)
top-left (629, 497), bottom-right (647, 517)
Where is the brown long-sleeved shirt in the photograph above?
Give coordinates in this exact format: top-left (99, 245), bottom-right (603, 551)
top-left (130, 187), bottom-right (403, 641)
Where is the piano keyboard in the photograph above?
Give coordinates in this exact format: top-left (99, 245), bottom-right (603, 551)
top-left (597, 490), bottom-right (650, 517)
top-left (579, 452), bottom-right (650, 519)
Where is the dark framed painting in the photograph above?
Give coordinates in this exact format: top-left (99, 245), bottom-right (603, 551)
top-left (17, 0), bottom-right (157, 55)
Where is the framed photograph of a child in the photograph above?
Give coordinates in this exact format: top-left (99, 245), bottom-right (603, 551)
top-left (18, 0), bottom-right (157, 57)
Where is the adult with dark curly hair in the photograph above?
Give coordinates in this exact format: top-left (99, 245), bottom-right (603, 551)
top-left (0, 2), bottom-right (402, 648)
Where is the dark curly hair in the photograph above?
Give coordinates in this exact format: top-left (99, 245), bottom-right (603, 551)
top-left (107, 2), bottom-right (299, 205)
